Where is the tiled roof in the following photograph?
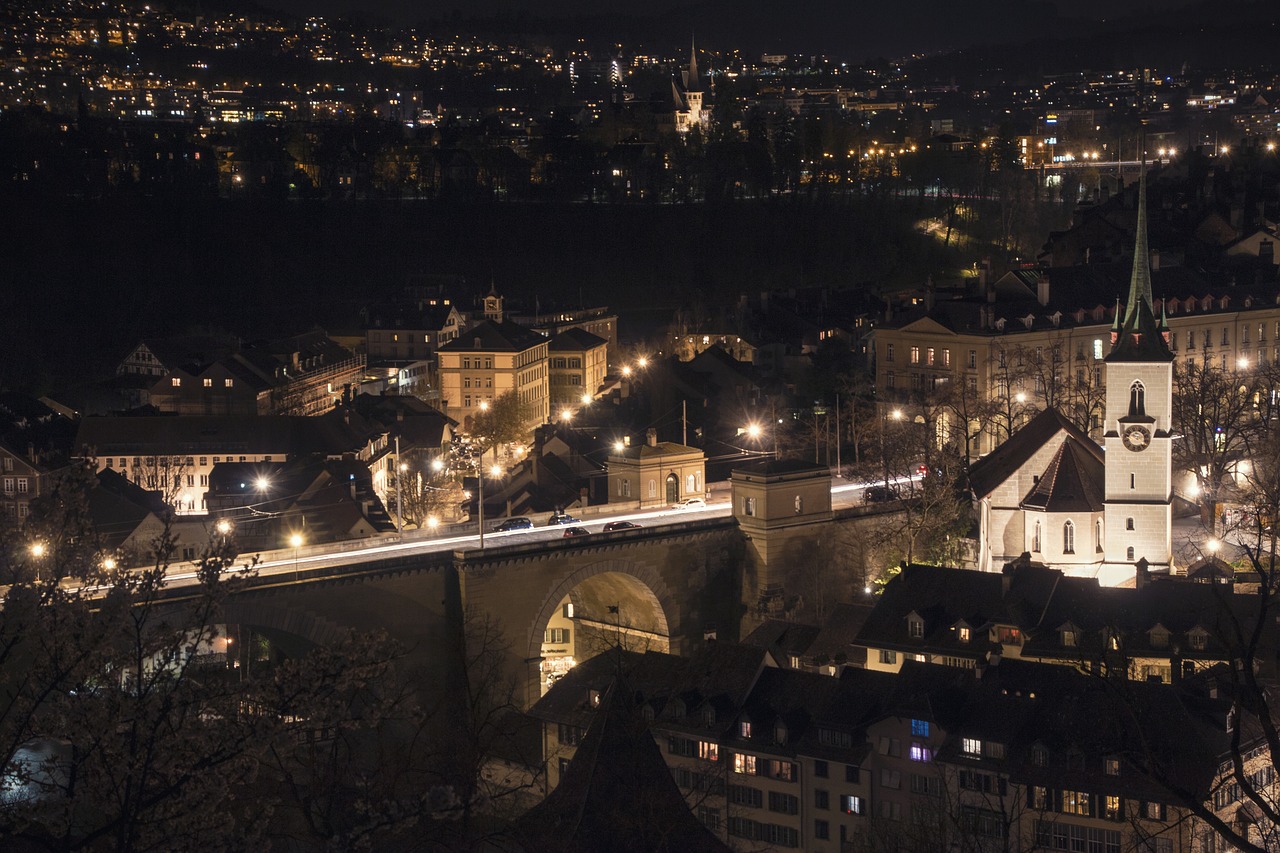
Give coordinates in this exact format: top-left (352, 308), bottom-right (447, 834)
top-left (547, 327), bottom-right (607, 352)
top-left (967, 407), bottom-right (1100, 499)
top-left (437, 319), bottom-right (548, 353)
top-left (1020, 438), bottom-right (1105, 513)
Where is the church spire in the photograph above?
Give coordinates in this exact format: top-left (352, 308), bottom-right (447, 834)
top-left (684, 36), bottom-right (702, 93)
top-left (1106, 161), bottom-right (1173, 363)
top-left (1123, 167), bottom-right (1154, 321)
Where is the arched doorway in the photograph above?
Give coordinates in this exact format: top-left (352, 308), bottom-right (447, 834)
top-left (665, 472), bottom-right (679, 504)
top-left (530, 562), bottom-right (673, 698)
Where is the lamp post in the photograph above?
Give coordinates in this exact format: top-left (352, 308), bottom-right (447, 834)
top-left (289, 532), bottom-right (303, 582)
top-left (29, 542), bottom-right (46, 581)
top-left (882, 409), bottom-right (903, 491)
top-left (476, 462), bottom-right (503, 549)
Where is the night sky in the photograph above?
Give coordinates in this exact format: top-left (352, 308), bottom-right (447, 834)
top-left (264, 0), bottom-right (1210, 56)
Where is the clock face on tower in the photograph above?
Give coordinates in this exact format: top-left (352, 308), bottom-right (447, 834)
top-left (1122, 425), bottom-right (1151, 452)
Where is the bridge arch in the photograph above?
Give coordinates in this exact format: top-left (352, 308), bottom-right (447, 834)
top-left (524, 558), bottom-right (677, 697)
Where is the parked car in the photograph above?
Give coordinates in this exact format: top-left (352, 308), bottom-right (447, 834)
top-left (863, 486), bottom-right (898, 504)
top-left (673, 497), bottom-right (707, 510)
top-left (547, 512), bottom-right (580, 526)
top-left (562, 527), bottom-right (590, 538)
top-left (494, 517), bottom-right (533, 532)
top-left (602, 520), bottom-right (642, 531)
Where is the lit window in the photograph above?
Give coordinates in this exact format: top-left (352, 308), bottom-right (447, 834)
top-left (962, 738), bottom-right (982, 756)
top-left (203, 378), bottom-right (212, 387)
top-left (171, 377), bottom-right (181, 387)
top-left (740, 720), bottom-right (752, 739)
top-left (1104, 758), bottom-right (1120, 776)
top-left (224, 378), bottom-right (233, 387)
top-left (958, 626), bottom-right (971, 643)
top-left (698, 741), bottom-right (718, 761)
top-left (909, 743), bottom-right (932, 762)
top-left (911, 719), bottom-right (930, 737)
top-left (733, 753), bottom-right (757, 775)
top-left (841, 795), bottom-right (865, 815)
top-left (910, 346), bottom-right (920, 364)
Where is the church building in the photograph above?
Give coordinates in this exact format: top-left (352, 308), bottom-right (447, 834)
top-left (671, 39), bottom-right (709, 134)
top-left (970, 170), bottom-right (1175, 585)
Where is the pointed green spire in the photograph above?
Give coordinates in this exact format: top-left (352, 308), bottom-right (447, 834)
top-left (1124, 168), bottom-right (1153, 321)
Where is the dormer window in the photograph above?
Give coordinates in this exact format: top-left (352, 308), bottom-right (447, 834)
top-left (1031, 745), bottom-right (1048, 767)
top-left (589, 689), bottom-right (602, 708)
top-left (908, 613), bottom-right (924, 639)
top-left (1149, 625), bottom-right (1170, 649)
top-left (774, 723), bottom-right (788, 745)
top-left (957, 626), bottom-right (971, 644)
top-left (1188, 628), bottom-right (1208, 651)
top-left (703, 707), bottom-right (716, 727)
top-left (740, 720), bottom-right (752, 739)
top-left (1060, 625), bottom-right (1079, 647)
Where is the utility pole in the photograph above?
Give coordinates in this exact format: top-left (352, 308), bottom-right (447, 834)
top-left (682, 399), bottom-right (688, 446)
top-left (835, 394), bottom-right (842, 476)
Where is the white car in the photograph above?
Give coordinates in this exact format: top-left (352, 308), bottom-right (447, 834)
top-left (674, 497), bottom-right (707, 510)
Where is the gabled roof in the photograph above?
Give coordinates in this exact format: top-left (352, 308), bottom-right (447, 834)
top-left (437, 319), bottom-right (547, 353)
top-left (967, 408), bottom-right (1100, 499)
top-left (548, 327), bottom-right (608, 352)
top-left (1020, 439), bottom-right (1105, 513)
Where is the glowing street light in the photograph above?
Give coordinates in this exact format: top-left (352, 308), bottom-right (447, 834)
top-left (637, 356), bottom-right (649, 369)
top-left (102, 556), bottom-right (117, 571)
top-left (613, 440), bottom-right (625, 453)
top-left (216, 518), bottom-right (233, 536)
top-left (289, 532), bottom-right (303, 581)
top-left (255, 476), bottom-right (270, 491)
top-left (430, 457), bottom-right (445, 472)
top-left (478, 400), bottom-right (490, 413)
top-left (580, 393), bottom-right (592, 405)
top-left (560, 409), bottom-right (573, 422)
top-left (621, 366), bottom-right (632, 377)
top-left (29, 542), bottom-right (45, 559)
top-left (1207, 538), bottom-right (1220, 555)
top-left (746, 422), bottom-right (763, 440)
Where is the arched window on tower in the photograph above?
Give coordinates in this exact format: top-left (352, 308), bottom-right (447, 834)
top-left (1095, 519), bottom-right (1103, 552)
top-left (1126, 546), bottom-right (1135, 561)
top-left (1032, 521), bottom-right (1042, 553)
top-left (1129, 381), bottom-right (1146, 417)
top-left (1063, 521), bottom-right (1075, 554)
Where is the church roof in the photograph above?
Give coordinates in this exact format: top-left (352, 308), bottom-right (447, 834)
top-left (1106, 168), bottom-right (1175, 364)
top-left (967, 408), bottom-right (1099, 499)
top-left (1020, 439), bottom-right (1105, 513)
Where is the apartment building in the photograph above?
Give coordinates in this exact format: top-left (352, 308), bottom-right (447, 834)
top-left (437, 319), bottom-right (550, 433)
top-left (529, 643), bottom-right (1238, 852)
top-left (871, 265), bottom-right (1280, 457)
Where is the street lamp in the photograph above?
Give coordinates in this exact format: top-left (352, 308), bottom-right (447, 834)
top-left (580, 393), bottom-right (592, 406)
top-left (476, 463), bottom-right (504, 549)
top-left (216, 518), bottom-right (233, 536)
top-left (29, 542), bottom-right (46, 581)
top-left (289, 532), bottom-right (303, 582)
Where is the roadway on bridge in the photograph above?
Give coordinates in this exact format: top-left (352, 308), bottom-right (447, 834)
top-left (156, 476), bottom-right (911, 590)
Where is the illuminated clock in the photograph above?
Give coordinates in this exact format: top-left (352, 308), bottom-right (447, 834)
top-left (1122, 425), bottom-right (1151, 452)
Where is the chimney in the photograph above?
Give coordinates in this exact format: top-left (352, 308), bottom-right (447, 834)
top-left (924, 276), bottom-right (935, 311)
top-left (1134, 557), bottom-right (1150, 589)
top-left (1036, 273), bottom-right (1050, 307)
top-left (646, 428), bottom-right (658, 447)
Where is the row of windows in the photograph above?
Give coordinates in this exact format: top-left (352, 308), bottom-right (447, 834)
top-left (550, 357), bottom-right (583, 369)
top-left (1, 478), bottom-right (30, 495)
top-left (732, 753), bottom-right (796, 781)
top-left (104, 456), bottom-right (266, 469)
top-left (170, 377), bottom-right (235, 388)
top-left (726, 817), bottom-right (799, 848)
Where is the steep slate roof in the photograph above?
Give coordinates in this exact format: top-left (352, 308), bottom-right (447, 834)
top-left (1020, 439), bottom-right (1105, 513)
top-left (858, 562), bottom-right (1259, 665)
top-left (74, 413), bottom-right (373, 459)
top-left (516, 677), bottom-right (731, 853)
top-left (966, 407), bottom-right (1100, 499)
top-left (437, 319), bottom-right (547, 353)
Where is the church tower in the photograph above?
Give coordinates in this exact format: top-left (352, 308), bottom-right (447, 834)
top-left (1102, 169), bottom-right (1175, 573)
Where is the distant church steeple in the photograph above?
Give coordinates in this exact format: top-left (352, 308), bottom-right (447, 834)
top-left (672, 36), bottom-right (708, 134)
top-left (1105, 167), bottom-right (1173, 364)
